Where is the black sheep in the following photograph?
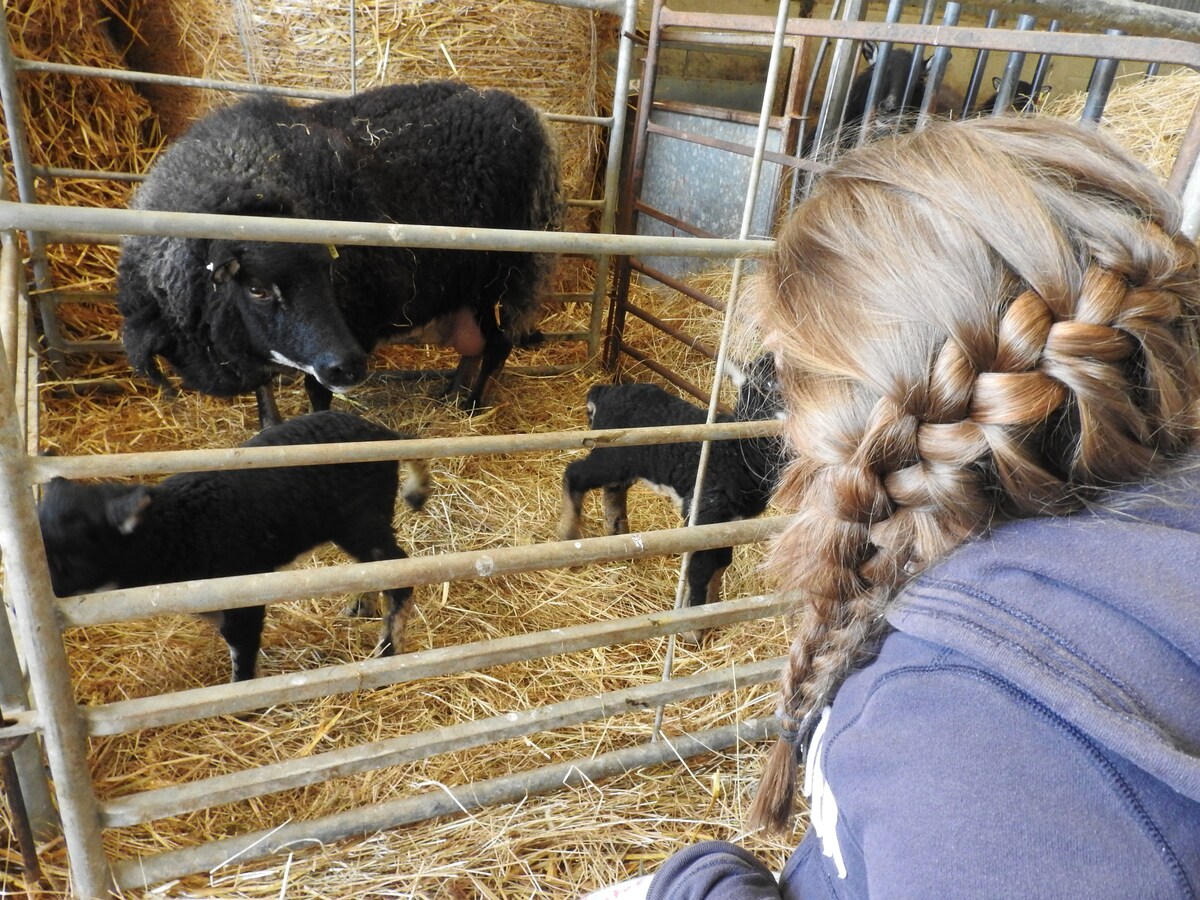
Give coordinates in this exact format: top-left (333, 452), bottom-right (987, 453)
top-left (37, 411), bottom-right (430, 682)
top-left (844, 41), bottom-right (932, 126)
top-left (118, 81), bottom-right (564, 423)
top-left (975, 77), bottom-right (1050, 115)
top-left (556, 355), bottom-right (784, 635)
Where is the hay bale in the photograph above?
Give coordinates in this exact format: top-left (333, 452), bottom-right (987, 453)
top-left (113, 0), bottom-right (615, 233)
top-left (1, 0), bottom-right (160, 302)
top-left (1042, 66), bottom-right (1200, 180)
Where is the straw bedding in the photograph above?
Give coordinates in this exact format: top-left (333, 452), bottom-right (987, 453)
top-left (3, 5), bottom-right (1200, 896)
top-left (10, 298), bottom-right (796, 898)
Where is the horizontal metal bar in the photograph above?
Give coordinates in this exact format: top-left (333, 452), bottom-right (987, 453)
top-left (526, 0), bottom-right (626, 14)
top-left (31, 166), bottom-right (144, 183)
top-left (0, 709), bottom-right (39, 741)
top-left (626, 301), bottom-right (719, 358)
top-left (13, 58), bottom-right (342, 101)
top-left (13, 59), bottom-right (620, 127)
top-left (58, 516), bottom-right (790, 627)
top-left (84, 592), bottom-right (792, 736)
top-left (110, 716), bottom-right (774, 891)
top-left (0, 201), bottom-right (770, 259)
top-left (630, 259), bottom-right (725, 312)
top-left (99, 656), bottom-right (783, 827)
top-left (616, 343), bottom-right (715, 408)
top-left (647, 120), bottom-right (802, 170)
top-left (660, 4), bottom-right (1200, 44)
top-left (31, 419), bottom-right (782, 480)
top-left (44, 339), bottom-right (118, 355)
top-left (660, 11), bottom-right (1200, 62)
top-left (633, 200), bottom-right (719, 240)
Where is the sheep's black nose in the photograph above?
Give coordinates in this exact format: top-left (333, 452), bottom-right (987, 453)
top-left (316, 353), bottom-right (367, 392)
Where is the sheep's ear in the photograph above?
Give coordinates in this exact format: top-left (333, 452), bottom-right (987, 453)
top-left (993, 76), bottom-right (1002, 90)
top-left (861, 41), bottom-right (878, 66)
top-left (206, 255), bottom-right (240, 285)
top-left (1037, 84), bottom-right (1052, 99)
top-left (106, 487), bottom-right (152, 536)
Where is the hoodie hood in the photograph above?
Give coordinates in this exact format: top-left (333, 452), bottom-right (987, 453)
top-left (887, 465), bottom-right (1200, 804)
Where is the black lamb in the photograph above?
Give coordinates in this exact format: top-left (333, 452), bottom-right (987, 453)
top-left (37, 411), bottom-right (430, 682)
top-left (556, 355), bottom-right (784, 635)
top-left (117, 80), bottom-right (564, 424)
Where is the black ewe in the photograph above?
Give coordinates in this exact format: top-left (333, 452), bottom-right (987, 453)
top-left (118, 81), bottom-right (564, 425)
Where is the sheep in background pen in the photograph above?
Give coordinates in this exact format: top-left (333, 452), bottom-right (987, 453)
top-left (37, 411), bottom-right (430, 683)
top-left (118, 80), bottom-right (565, 426)
top-left (975, 77), bottom-right (1051, 115)
top-left (556, 355), bottom-right (785, 641)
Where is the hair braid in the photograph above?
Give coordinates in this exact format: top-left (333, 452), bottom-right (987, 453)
top-left (747, 116), bottom-right (1200, 833)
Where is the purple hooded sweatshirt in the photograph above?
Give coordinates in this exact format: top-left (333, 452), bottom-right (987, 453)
top-left (648, 467), bottom-right (1200, 899)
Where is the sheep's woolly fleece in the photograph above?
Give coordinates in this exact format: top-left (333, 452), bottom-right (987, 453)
top-left (118, 81), bottom-right (564, 398)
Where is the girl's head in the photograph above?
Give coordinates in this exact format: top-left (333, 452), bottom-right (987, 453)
top-left (749, 116), bottom-right (1200, 831)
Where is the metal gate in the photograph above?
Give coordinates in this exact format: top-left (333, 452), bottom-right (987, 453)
top-left (1, 1), bottom-right (1199, 896)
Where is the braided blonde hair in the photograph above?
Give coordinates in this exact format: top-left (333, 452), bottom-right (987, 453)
top-left (748, 116), bottom-right (1200, 832)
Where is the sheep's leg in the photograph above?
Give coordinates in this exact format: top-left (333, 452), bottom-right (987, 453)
top-left (679, 547), bottom-right (733, 646)
top-left (337, 531), bottom-right (413, 656)
top-left (379, 585), bottom-right (415, 657)
top-left (602, 486), bottom-right (630, 535)
top-left (343, 595), bottom-right (379, 618)
top-left (458, 316), bottom-right (514, 413)
top-left (255, 385), bottom-right (283, 430)
top-left (303, 374), bottom-right (333, 413)
top-left (556, 478), bottom-right (586, 541)
top-left (686, 546), bottom-right (733, 608)
top-left (218, 605), bottom-right (267, 682)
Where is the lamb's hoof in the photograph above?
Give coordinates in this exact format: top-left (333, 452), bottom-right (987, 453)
top-left (344, 595), bottom-right (379, 618)
top-left (679, 628), bottom-right (706, 647)
top-left (517, 329), bottom-right (545, 348)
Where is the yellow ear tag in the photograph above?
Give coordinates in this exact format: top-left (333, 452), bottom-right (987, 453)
top-left (327, 245), bottom-right (340, 259)
top-left (493, 300), bottom-right (502, 327)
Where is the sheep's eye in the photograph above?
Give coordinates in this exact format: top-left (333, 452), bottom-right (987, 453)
top-left (246, 284), bottom-right (275, 303)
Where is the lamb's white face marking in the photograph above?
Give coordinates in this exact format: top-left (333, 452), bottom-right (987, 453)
top-left (228, 644), bottom-right (243, 684)
top-left (268, 351), bottom-right (353, 394)
top-left (638, 478), bottom-right (684, 513)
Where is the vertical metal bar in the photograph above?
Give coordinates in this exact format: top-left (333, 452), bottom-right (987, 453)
top-left (809, 0), bottom-right (868, 159)
top-left (1172, 91), bottom-right (1200, 240)
top-left (1029, 19), bottom-right (1059, 100)
top-left (0, 304), bottom-right (110, 892)
top-left (0, 724), bottom-right (43, 886)
top-left (990, 13), bottom-right (1037, 115)
top-left (917, 2), bottom-right (960, 126)
top-left (962, 8), bottom-right (1001, 112)
top-left (1081, 29), bottom-right (1124, 124)
top-left (900, 0), bottom-right (937, 110)
top-left (653, 0), bottom-right (792, 738)
top-left (792, 0), bottom-right (841, 204)
top-left (349, 0), bottom-right (358, 96)
top-left (1145, 61), bottom-right (1161, 78)
top-left (605, 0), bottom-right (664, 372)
top-left (0, 605), bottom-right (54, 841)
top-left (0, 11), bottom-right (66, 370)
top-left (854, 0), bottom-right (905, 146)
top-left (0, 189), bottom-right (55, 838)
top-left (588, 0), bottom-right (638, 360)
